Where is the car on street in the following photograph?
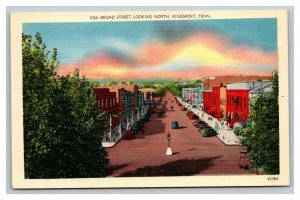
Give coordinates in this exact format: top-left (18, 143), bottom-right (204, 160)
top-left (124, 130), bottom-right (134, 139)
top-left (193, 119), bottom-right (206, 128)
top-left (171, 121), bottom-right (179, 129)
top-left (202, 127), bottom-right (217, 137)
top-left (198, 123), bottom-right (210, 133)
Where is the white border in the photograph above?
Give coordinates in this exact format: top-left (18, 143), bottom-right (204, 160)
top-left (10, 10), bottom-right (290, 189)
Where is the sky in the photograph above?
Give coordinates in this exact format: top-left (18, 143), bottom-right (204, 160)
top-left (23, 18), bottom-right (278, 80)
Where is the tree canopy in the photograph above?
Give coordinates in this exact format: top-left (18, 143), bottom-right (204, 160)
top-left (23, 33), bottom-right (109, 178)
top-left (241, 72), bottom-right (279, 174)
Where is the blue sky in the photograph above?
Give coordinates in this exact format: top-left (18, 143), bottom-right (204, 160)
top-left (23, 18), bottom-right (277, 63)
top-left (23, 18), bottom-right (278, 79)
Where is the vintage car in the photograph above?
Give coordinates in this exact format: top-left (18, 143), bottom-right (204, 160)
top-left (202, 127), bottom-right (217, 137)
top-left (124, 130), bottom-right (134, 139)
top-left (171, 121), bottom-right (179, 129)
top-left (198, 123), bottom-right (209, 132)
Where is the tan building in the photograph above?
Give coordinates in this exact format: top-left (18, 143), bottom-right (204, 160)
top-left (139, 88), bottom-right (155, 101)
top-left (99, 83), bottom-right (138, 105)
top-left (219, 85), bottom-right (227, 118)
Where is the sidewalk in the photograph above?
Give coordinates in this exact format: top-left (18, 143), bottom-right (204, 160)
top-left (177, 98), bottom-right (240, 146)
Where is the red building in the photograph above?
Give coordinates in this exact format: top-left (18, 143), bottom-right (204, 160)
top-left (93, 88), bottom-right (125, 128)
top-left (226, 90), bottom-right (249, 128)
top-left (203, 87), bottom-right (222, 119)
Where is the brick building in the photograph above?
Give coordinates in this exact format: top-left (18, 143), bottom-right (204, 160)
top-left (226, 81), bottom-right (272, 127)
top-left (99, 83), bottom-right (138, 105)
top-left (93, 88), bottom-right (125, 128)
top-left (226, 90), bottom-right (249, 128)
top-left (202, 87), bottom-right (222, 119)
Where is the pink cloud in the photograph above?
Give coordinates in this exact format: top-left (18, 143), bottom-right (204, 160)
top-left (56, 31), bottom-right (278, 79)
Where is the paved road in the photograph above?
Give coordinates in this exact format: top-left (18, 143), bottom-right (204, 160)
top-left (106, 92), bottom-right (249, 177)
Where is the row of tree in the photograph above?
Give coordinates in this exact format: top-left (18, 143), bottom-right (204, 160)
top-left (23, 33), bottom-right (110, 178)
top-left (153, 80), bottom-right (202, 97)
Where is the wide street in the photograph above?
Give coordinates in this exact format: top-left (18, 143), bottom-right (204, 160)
top-left (106, 92), bottom-right (249, 177)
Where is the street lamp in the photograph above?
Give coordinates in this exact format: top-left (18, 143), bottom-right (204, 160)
top-left (166, 131), bottom-right (172, 156)
top-left (166, 118), bottom-right (172, 156)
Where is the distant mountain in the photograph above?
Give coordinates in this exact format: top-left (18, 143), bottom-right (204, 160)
top-left (88, 78), bottom-right (196, 85)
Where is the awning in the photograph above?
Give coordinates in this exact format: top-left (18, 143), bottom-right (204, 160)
top-left (134, 106), bottom-right (141, 111)
top-left (112, 114), bottom-right (121, 119)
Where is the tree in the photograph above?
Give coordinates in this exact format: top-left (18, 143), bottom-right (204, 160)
top-left (153, 86), bottom-right (167, 97)
top-left (50, 71), bottom-right (109, 178)
top-left (241, 72), bottom-right (279, 174)
top-left (23, 33), bottom-right (58, 178)
top-left (23, 33), bottom-right (109, 178)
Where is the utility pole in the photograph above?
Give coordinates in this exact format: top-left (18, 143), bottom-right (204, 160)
top-left (166, 117), bottom-right (172, 156)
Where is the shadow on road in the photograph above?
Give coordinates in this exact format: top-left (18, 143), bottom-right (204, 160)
top-left (176, 126), bottom-right (187, 129)
top-left (117, 156), bottom-right (222, 177)
top-left (108, 163), bottom-right (130, 175)
top-left (143, 118), bottom-right (166, 136)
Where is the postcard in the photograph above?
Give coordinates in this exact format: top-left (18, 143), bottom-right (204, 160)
top-left (10, 10), bottom-right (289, 188)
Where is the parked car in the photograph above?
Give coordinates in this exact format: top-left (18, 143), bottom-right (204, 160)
top-left (140, 115), bottom-right (149, 122)
top-left (124, 130), bottom-right (134, 139)
top-left (188, 113), bottom-right (199, 120)
top-left (136, 120), bottom-right (144, 128)
top-left (202, 127), bottom-right (217, 137)
top-left (193, 120), bottom-right (205, 128)
top-left (130, 123), bottom-right (140, 134)
top-left (192, 119), bottom-right (199, 126)
top-left (192, 119), bottom-right (200, 126)
top-left (198, 123), bottom-right (209, 132)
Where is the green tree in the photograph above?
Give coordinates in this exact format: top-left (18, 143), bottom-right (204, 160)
top-left (241, 72), bottom-right (279, 174)
top-left (23, 33), bottom-right (58, 178)
top-left (23, 33), bottom-right (109, 178)
top-left (51, 71), bottom-right (109, 178)
top-left (153, 86), bottom-right (167, 97)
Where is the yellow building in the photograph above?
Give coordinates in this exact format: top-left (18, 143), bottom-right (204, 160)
top-left (139, 88), bottom-right (155, 101)
top-left (220, 85), bottom-right (227, 118)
